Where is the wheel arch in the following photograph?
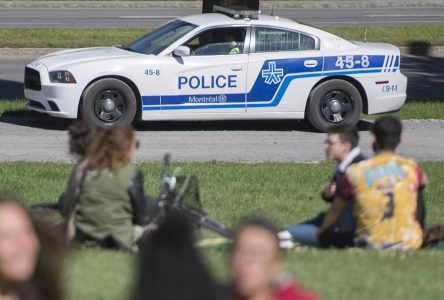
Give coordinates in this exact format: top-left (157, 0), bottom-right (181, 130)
top-left (78, 75), bottom-right (143, 120)
top-left (306, 75), bottom-right (369, 114)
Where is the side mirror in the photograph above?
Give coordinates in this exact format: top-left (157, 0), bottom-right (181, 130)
top-left (173, 46), bottom-right (191, 57)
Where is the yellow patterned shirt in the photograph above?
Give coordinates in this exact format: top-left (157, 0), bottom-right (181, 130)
top-left (339, 153), bottom-right (426, 250)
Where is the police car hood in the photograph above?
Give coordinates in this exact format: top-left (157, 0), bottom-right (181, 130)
top-left (37, 46), bottom-right (138, 69)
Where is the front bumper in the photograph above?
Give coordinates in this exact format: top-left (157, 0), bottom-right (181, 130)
top-left (24, 61), bottom-right (83, 119)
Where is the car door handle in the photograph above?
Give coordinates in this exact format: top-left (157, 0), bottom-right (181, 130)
top-left (304, 60), bottom-right (318, 68)
top-left (231, 66), bottom-right (243, 71)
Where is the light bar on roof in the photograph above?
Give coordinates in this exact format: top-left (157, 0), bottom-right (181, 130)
top-left (213, 4), bottom-right (260, 19)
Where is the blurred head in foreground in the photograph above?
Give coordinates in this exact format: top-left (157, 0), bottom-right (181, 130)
top-left (231, 217), bottom-right (283, 299)
top-left (231, 217), bottom-right (318, 300)
top-left (0, 196), bottom-right (65, 300)
top-left (131, 213), bottom-right (225, 300)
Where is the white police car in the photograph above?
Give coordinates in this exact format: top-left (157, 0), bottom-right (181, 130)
top-left (24, 8), bottom-right (407, 131)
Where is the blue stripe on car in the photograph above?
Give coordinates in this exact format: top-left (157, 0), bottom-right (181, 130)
top-left (142, 55), bottom-right (398, 111)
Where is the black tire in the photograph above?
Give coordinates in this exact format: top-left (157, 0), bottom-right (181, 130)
top-left (80, 78), bottom-right (137, 127)
top-left (306, 79), bottom-right (362, 132)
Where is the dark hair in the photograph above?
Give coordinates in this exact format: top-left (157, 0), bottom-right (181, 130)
top-left (68, 120), bottom-right (96, 157)
top-left (328, 127), bottom-right (360, 149)
top-left (371, 115), bottom-right (402, 151)
top-left (131, 213), bottom-right (225, 300)
top-left (0, 197), bottom-right (66, 300)
top-left (232, 216), bottom-right (280, 252)
top-left (86, 124), bottom-right (135, 172)
top-left (27, 216), bottom-right (66, 300)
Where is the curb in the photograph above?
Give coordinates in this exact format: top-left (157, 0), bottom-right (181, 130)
top-left (1, 1), bottom-right (444, 9)
top-left (1, 46), bottom-right (444, 58)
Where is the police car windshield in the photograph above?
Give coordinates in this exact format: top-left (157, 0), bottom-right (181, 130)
top-left (127, 20), bottom-right (197, 55)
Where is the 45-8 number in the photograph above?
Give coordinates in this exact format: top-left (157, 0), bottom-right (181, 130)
top-left (145, 69), bottom-right (160, 76)
top-left (335, 55), bottom-right (369, 69)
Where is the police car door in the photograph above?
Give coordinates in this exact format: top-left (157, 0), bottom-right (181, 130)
top-left (162, 26), bottom-right (249, 116)
top-left (246, 26), bottom-right (322, 116)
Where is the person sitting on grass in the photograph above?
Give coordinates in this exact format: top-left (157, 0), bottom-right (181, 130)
top-left (230, 217), bottom-right (318, 300)
top-left (318, 115), bottom-right (426, 250)
top-left (279, 127), bottom-right (366, 248)
top-left (73, 125), bottom-right (157, 251)
top-left (0, 196), bottom-right (66, 300)
top-left (58, 120), bottom-right (98, 241)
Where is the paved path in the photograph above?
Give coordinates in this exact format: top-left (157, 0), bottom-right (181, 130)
top-left (1, 7), bottom-right (444, 28)
top-left (0, 118), bottom-right (443, 162)
top-left (2, 0), bottom-right (444, 9)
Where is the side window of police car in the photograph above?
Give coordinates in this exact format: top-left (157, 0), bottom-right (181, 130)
top-left (184, 27), bottom-right (247, 56)
top-left (254, 27), bottom-right (315, 52)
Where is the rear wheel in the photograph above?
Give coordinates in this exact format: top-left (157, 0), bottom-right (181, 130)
top-left (80, 78), bottom-right (137, 127)
top-left (306, 79), bottom-right (362, 132)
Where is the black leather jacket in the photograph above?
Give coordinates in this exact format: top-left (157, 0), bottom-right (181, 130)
top-left (128, 169), bottom-right (159, 226)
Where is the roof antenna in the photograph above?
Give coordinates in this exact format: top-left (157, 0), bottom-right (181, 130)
top-left (363, 28), bottom-right (368, 43)
top-left (271, 2), bottom-right (275, 16)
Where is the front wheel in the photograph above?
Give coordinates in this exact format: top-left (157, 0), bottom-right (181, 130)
top-left (306, 79), bottom-right (362, 132)
top-left (80, 78), bottom-right (137, 127)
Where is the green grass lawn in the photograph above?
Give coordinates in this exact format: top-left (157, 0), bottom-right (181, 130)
top-left (2, 98), bottom-right (444, 120)
top-left (326, 25), bottom-right (444, 47)
top-left (0, 25), bottom-right (443, 48)
top-left (1, 161), bottom-right (443, 300)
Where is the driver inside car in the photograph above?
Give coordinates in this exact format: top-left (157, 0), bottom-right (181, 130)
top-left (187, 28), bottom-right (245, 56)
top-left (224, 31), bottom-right (242, 55)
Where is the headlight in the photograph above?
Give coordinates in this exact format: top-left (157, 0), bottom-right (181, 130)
top-left (49, 70), bottom-right (77, 83)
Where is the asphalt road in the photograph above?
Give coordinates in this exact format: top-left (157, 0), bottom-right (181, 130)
top-left (0, 117), bottom-right (443, 162)
top-left (2, 54), bottom-right (443, 100)
top-left (0, 7), bottom-right (443, 28)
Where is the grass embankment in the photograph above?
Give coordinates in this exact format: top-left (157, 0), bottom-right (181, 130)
top-left (2, 98), bottom-right (444, 120)
top-left (0, 161), bottom-right (443, 300)
top-left (0, 100), bottom-right (27, 115)
top-left (327, 25), bottom-right (444, 47)
top-left (0, 25), bottom-right (443, 48)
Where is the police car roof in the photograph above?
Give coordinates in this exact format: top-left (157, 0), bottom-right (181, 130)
top-left (178, 12), bottom-right (354, 49)
top-left (179, 13), bottom-right (298, 27)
